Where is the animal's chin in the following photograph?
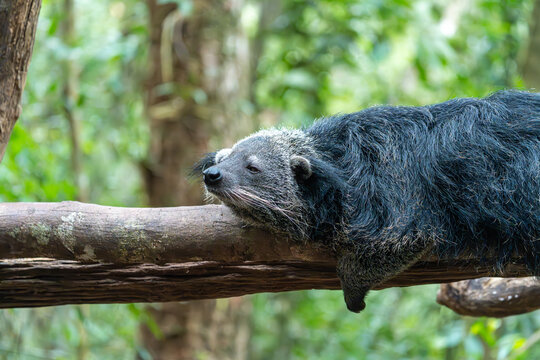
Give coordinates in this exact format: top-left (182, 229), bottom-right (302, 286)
top-left (205, 188), bottom-right (224, 201)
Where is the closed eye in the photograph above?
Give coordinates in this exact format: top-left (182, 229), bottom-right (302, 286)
top-left (246, 165), bottom-right (260, 173)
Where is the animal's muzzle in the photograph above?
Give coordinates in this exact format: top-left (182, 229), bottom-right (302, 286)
top-left (203, 166), bottom-right (222, 186)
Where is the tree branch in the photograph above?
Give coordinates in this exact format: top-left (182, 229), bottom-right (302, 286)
top-left (437, 277), bottom-right (540, 317)
top-left (0, 202), bottom-right (533, 308)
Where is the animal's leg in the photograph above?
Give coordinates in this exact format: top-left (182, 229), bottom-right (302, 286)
top-left (336, 240), bottom-right (430, 313)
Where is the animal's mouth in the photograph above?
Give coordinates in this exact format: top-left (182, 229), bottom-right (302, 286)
top-left (204, 186), bottom-right (247, 208)
top-left (205, 186), bottom-right (275, 214)
top-left (206, 185), bottom-right (309, 238)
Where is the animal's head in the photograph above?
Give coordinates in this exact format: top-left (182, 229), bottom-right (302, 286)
top-left (194, 129), bottom-right (348, 241)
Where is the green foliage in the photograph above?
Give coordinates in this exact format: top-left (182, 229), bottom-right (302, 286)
top-left (254, 0), bottom-right (535, 122)
top-left (0, 0), bottom-right (539, 359)
top-left (0, 125), bottom-right (76, 201)
top-left (250, 288), bottom-right (540, 359)
top-left (0, 305), bottom-right (147, 360)
top-left (0, 0), bottom-right (149, 206)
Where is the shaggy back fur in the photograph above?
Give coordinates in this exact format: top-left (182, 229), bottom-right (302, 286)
top-left (195, 90), bottom-right (540, 312)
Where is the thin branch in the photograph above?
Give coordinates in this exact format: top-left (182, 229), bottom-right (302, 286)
top-left (437, 277), bottom-right (540, 317)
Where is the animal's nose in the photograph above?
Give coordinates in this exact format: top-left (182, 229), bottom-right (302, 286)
top-left (203, 167), bottom-right (222, 185)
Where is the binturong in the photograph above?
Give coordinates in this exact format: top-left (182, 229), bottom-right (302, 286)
top-left (194, 90), bottom-right (540, 313)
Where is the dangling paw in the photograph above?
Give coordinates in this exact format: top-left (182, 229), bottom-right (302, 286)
top-left (341, 282), bottom-right (370, 313)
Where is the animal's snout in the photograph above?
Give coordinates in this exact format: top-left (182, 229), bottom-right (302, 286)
top-left (203, 166), bottom-right (222, 186)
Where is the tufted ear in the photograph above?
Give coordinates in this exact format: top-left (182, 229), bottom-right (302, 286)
top-left (191, 151), bottom-right (217, 177)
top-left (290, 155), bottom-right (312, 181)
top-left (215, 148), bottom-right (232, 163)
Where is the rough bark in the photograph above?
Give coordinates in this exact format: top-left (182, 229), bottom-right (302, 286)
top-left (437, 278), bottom-right (540, 317)
top-left (0, 201), bottom-right (534, 309)
top-left (0, 0), bottom-right (42, 162)
top-left (0, 202), bottom-right (328, 266)
top-left (0, 256), bottom-right (530, 309)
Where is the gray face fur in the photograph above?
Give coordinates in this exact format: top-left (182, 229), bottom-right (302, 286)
top-left (203, 129), bottom-right (316, 237)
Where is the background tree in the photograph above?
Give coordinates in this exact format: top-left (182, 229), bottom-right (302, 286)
top-left (523, 0), bottom-right (540, 89)
top-left (60, 0), bottom-right (87, 201)
top-left (139, 1), bottom-right (257, 359)
top-left (0, 0), bottom-right (42, 162)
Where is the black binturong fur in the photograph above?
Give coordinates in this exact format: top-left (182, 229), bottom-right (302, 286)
top-left (195, 91), bottom-right (540, 313)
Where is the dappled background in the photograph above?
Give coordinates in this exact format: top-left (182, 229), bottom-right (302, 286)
top-left (1, 0), bottom-right (539, 359)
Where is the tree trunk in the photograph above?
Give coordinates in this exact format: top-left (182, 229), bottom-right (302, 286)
top-left (523, 0), bottom-right (540, 88)
top-left (60, 0), bottom-right (87, 202)
top-left (142, 0), bottom-right (254, 207)
top-left (141, 1), bottom-right (255, 358)
top-left (0, 0), bottom-right (42, 163)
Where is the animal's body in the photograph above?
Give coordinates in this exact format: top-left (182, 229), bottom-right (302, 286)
top-left (195, 90), bottom-right (540, 312)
